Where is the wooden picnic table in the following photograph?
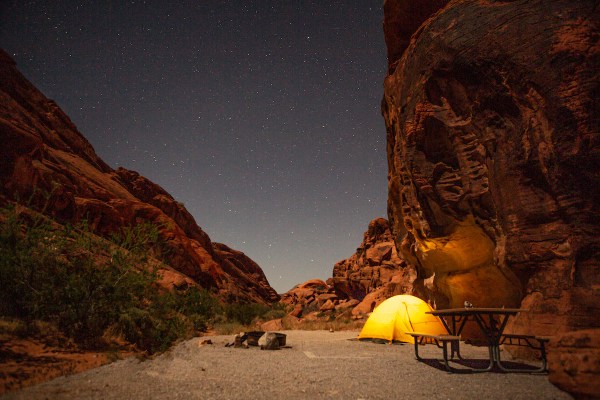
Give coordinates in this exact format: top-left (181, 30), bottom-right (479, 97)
top-left (426, 307), bottom-right (546, 372)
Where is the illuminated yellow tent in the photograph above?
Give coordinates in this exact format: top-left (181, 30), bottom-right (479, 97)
top-left (358, 295), bottom-right (446, 344)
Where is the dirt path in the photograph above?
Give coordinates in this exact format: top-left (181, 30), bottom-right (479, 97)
top-left (1, 330), bottom-right (572, 400)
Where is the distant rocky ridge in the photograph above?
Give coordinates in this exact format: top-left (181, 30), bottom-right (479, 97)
top-left (0, 48), bottom-right (278, 304)
top-left (281, 218), bottom-right (413, 320)
top-left (331, 218), bottom-right (417, 312)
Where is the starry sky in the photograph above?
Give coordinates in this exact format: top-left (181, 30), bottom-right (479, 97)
top-left (0, 1), bottom-right (388, 293)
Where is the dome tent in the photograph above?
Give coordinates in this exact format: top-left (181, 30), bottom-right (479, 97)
top-left (358, 295), bottom-right (446, 344)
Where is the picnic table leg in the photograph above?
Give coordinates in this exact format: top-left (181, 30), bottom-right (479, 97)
top-left (413, 336), bottom-right (465, 373)
top-left (493, 343), bottom-right (548, 373)
top-left (449, 340), bottom-right (465, 360)
top-left (441, 315), bottom-right (466, 360)
top-left (477, 344), bottom-right (497, 372)
top-left (413, 337), bottom-right (423, 361)
top-left (442, 341), bottom-right (471, 373)
top-left (454, 344), bottom-right (495, 373)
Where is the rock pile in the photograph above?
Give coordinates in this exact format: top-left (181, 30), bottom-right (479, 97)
top-left (280, 279), bottom-right (358, 320)
top-left (332, 218), bottom-right (417, 314)
top-left (280, 219), bottom-right (417, 321)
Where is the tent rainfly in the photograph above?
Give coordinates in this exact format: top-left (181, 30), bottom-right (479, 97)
top-left (358, 295), bottom-right (446, 344)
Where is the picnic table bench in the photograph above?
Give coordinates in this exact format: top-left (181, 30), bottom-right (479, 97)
top-left (499, 333), bottom-right (551, 372)
top-left (407, 332), bottom-right (461, 372)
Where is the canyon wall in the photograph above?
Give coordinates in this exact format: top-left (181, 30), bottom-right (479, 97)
top-left (382, 1), bottom-right (599, 396)
top-left (383, 0), bottom-right (599, 330)
top-left (0, 49), bottom-right (278, 304)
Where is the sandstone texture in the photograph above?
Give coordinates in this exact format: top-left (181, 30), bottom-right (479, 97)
top-left (0, 49), bottom-right (278, 304)
top-left (548, 329), bottom-right (600, 400)
top-left (280, 279), bottom-right (338, 319)
top-left (382, 0), bottom-right (599, 396)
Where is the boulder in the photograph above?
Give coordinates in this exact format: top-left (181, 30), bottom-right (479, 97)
top-left (319, 300), bottom-right (335, 312)
top-left (259, 332), bottom-right (280, 350)
top-left (288, 304), bottom-right (303, 318)
top-left (317, 293), bottom-right (338, 303)
top-left (335, 299), bottom-right (360, 311)
top-left (366, 243), bottom-right (393, 265)
top-left (280, 279), bottom-right (333, 310)
top-left (260, 319), bottom-right (283, 332)
top-left (281, 315), bottom-right (301, 329)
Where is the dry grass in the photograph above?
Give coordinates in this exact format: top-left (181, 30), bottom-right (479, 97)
top-left (280, 316), bottom-right (364, 331)
top-left (0, 318), bottom-right (25, 335)
top-left (212, 322), bottom-right (249, 335)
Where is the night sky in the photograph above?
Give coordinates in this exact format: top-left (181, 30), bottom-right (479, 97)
top-left (0, 1), bottom-right (388, 293)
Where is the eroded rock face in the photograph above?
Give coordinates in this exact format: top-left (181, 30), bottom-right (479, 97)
top-left (332, 218), bottom-right (417, 312)
top-left (212, 243), bottom-right (280, 303)
top-left (383, 0), bottom-right (599, 336)
top-left (0, 49), bottom-right (278, 304)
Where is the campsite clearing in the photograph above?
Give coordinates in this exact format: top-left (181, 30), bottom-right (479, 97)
top-left (1, 330), bottom-right (571, 400)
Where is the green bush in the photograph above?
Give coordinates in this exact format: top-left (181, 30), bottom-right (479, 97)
top-left (260, 302), bottom-right (288, 321)
top-left (0, 204), bottom-right (220, 354)
top-left (222, 302), bottom-right (270, 326)
top-left (221, 301), bottom-right (288, 326)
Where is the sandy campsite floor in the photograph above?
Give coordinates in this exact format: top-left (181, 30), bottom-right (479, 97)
top-left (1, 330), bottom-right (571, 400)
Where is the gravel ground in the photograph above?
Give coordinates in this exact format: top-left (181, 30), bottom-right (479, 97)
top-left (1, 330), bottom-right (572, 400)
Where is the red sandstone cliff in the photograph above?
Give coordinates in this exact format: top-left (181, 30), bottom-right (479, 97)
top-left (382, 0), bottom-right (599, 397)
top-left (0, 49), bottom-right (278, 304)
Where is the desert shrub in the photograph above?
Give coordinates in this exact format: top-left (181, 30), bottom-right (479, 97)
top-left (218, 301), bottom-right (288, 328)
top-left (259, 302), bottom-right (288, 321)
top-left (168, 287), bottom-right (220, 332)
top-left (0, 203), bottom-right (220, 353)
top-left (0, 201), bottom-right (294, 353)
top-left (222, 302), bottom-right (271, 326)
top-left (0, 318), bottom-right (28, 336)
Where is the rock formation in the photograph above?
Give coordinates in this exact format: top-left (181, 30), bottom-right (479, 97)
top-left (281, 218), bottom-right (415, 319)
top-left (0, 49), bottom-right (278, 304)
top-left (383, 0), bottom-right (599, 327)
top-left (382, 0), bottom-right (599, 396)
top-left (280, 279), bottom-right (338, 318)
top-left (332, 218), bottom-right (417, 313)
